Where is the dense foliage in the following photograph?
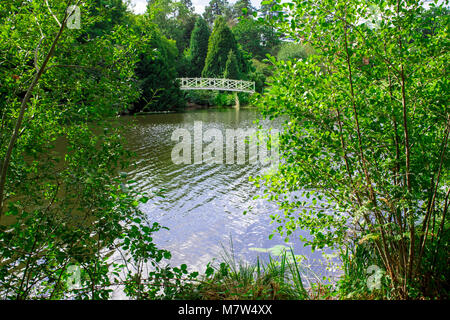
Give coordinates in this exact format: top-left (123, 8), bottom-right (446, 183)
top-left (146, 0), bottom-right (197, 55)
top-left (186, 17), bottom-right (210, 77)
top-left (0, 0), bottom-right (281, 300)
top-left (254, 0), bottom-right (449, 298)
top-left (276, 42), bottom-right (314, 62)
top-left (203, 0), bottom-right (232, 25)
top-left (232, 17), bottom-right (280, 60)
top-left (223, 50), bottom-right (240, 80)
top-left (202, 16), bottom-right (240, 78)
top-left (0, 0), bottom-right (193, 300)
top-left (131, 17), bottom-right (185, 112)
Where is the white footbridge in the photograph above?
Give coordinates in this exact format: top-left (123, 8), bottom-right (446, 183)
top-left (177, 78), bottom-right (255, 93)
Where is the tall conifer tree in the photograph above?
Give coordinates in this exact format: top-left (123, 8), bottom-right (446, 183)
top-left (223, 50), bottom-right (240, 79)
top-left (188, 17), bottom-right (210, 76)
top-left (202, 17), bottom-right (238, 78)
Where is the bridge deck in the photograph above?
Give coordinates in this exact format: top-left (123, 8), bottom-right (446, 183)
top-left (177, 78), bottom-right (255, 93)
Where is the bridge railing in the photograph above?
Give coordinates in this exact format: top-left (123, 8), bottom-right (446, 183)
top-left (177, 78), bottom-right (255, 93)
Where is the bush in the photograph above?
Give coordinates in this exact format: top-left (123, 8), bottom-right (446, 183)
top-left (276, 42), bottom-right (314, 61)
top-left (185, 90), bottom-right (216, 106)
top-left (213, 92), bottom-right (236, 107)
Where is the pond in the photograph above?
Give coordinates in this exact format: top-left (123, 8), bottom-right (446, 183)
top-left (117, 108), bottom-right (339, 288)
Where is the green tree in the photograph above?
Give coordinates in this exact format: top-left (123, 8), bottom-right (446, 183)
top-left (132, 17), bottom-right (185, 112)
top-left (83, 0), bottom-right (130, 38)
top-left (146, 0), bottom-right (199, 78)
top-left (232, 0), bottom-right (256, 18)
top-left (258, 0), bottom-right (281, 50)
top-left (147, 0), bottom-right (198, 54)
top-left (232, 17), bottom-right (280, 59)
top-left (202, 16), bottom-right (239, 78)
top-left (203, 0), bottom-right (232, 25)
top-left (259, 0), bottom-right (277, 18)
top-left (180, 0), bottom-right (194, 12)
top-left (254, 0), bottom-right (449, 298)
top-left (0, 0), bottom-right (181, 299)
top-left (223, 50), bottom-right (240, 79)
top-left (187, 17), bottom-right (210, 77)
top-left (248, 58), bottom-right (271, 93)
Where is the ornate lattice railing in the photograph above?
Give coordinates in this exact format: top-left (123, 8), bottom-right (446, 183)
top-left (177, 78), bottom-right (255, 93)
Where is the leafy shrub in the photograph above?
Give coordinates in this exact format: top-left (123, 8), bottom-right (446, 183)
top-left (276, 42), bottom-right (314, 62)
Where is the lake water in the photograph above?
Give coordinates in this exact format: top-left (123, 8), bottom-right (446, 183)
top-left (117, 108), bottom-right (340, 286)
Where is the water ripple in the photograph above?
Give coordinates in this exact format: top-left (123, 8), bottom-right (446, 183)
top-left (118, 110), bottom-right (339, 277)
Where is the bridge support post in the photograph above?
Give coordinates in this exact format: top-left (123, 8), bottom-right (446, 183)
top-left (234, 92), bottom-right (240, 110)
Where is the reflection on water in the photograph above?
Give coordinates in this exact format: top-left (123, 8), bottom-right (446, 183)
top-left (119, 108), bottom-right (339, 280)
